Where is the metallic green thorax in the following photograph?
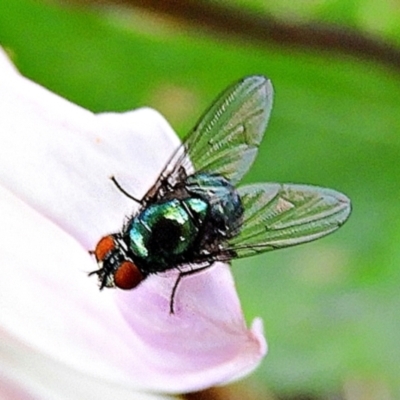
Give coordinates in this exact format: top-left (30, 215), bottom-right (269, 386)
top-left (128, 198), bottom-right (208, 269)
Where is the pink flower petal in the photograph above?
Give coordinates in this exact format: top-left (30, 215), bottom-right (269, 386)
top-left (0, 330), bottom-right (173, 400)
top-left (0, 50), bottom-right (179, 248)
top-left (114, 265), bottom-right (266, 391)
top-left (0, 48), bottom-right (266, 394)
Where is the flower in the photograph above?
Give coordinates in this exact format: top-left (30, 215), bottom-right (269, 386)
top-left (0, 48), bottom-right (266, 398)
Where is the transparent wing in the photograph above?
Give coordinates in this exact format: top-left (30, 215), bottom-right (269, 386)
top-left (143, 76), bottom-right (273, 202)
top-left (224, 183), bottom-right (351, 258)
top-left (182, 75), bottom-right (273, 184)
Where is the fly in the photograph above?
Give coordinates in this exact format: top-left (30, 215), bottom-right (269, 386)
top-left (90, 76), bottom-right (351, 313)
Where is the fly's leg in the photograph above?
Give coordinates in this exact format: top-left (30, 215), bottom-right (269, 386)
top-left (110, 176), bottom-right (141, 203)
top-left (88, 268), bottom-right (109, 289)
top-left (169, 263), bottom-right (213, 314)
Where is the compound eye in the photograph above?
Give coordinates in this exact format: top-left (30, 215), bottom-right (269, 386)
top-left (94, 235), bottom-right (116, 262)
top-left (114, 261), bottom-right (144, 290)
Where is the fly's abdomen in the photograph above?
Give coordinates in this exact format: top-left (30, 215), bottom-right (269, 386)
top-left (127, 198), bottom-right (208, 271)
top-left (185, 172), bottom-right (244, 238)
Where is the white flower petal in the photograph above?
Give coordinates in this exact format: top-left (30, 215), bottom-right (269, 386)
top-left (0, 50), bottom-right (179, 248)
top-left (0, 48), bottom-right (266, 393)
top-left (0, 331), bottom-right (173, 400)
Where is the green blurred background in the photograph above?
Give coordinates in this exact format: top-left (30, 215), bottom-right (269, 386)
top-left (1, 1), bottom-right (400, 399)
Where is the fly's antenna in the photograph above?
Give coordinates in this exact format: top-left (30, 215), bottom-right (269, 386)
top-left (110, 176), bottom-right (142, 203)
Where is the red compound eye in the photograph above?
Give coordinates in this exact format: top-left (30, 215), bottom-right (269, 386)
top-left (114, 261), bottom-right (144, 290)
top-left (94, 235), bottom-right (116, 262)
